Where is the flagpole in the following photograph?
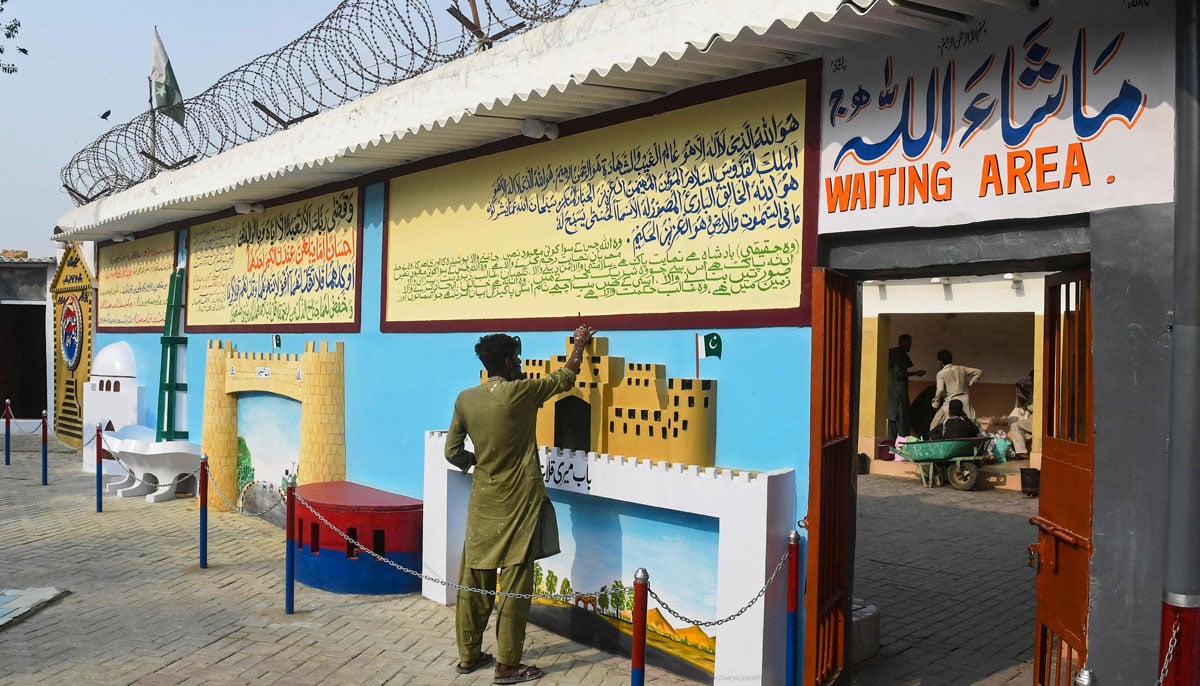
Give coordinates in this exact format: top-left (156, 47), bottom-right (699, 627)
top-left (147, 76), bottom-right (158, 178)
top-left (695, 334), bottom-right (700, 379)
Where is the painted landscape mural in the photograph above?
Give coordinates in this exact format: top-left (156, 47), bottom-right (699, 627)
top-left (533, 490), bottom-right (719, 679)
top-left (236, 391), bottom-right (301, 526)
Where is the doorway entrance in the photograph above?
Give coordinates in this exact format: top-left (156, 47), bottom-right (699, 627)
top-left (805, 267), bottom-right (1095, 685)
top-left (0, 303), bottom-right (48, 417)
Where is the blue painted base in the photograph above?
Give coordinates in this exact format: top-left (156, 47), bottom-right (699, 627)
top-left (295, 547), bottom-right (421, 595)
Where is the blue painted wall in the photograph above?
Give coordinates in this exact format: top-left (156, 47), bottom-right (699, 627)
top-left (94, 181), bottom-right (813, 509)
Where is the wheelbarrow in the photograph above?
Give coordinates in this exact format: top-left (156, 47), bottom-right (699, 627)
top-left (891, 436), bottom-right (993, 490)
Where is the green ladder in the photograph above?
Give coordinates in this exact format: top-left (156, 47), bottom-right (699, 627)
top-left (157, 267), bottom-right (188, 441)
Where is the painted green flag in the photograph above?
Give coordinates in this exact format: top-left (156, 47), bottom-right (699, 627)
top-left (150, 27), bottom-right (184, 125)
top-left (699, 332), bottom-right (722, 359)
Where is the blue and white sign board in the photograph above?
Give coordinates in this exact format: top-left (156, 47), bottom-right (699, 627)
top-left (820, 0), bottom-right (1174, 232)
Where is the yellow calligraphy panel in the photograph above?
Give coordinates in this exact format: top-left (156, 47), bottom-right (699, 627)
top-left (385, 80), bottom-right (809, 325)
top-left (97, 232), bottom-right (175, 329)
top-left (187, 190), bottom-right (359, 328)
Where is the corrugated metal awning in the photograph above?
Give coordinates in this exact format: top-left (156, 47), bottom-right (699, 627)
top-left (53, 0), bottom-right (1024, 242)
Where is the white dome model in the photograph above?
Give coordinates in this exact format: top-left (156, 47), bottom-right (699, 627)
top-left (93, 341), bottom-right (137, 378)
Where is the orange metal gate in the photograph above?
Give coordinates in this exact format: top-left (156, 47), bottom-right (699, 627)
top-left (804, 268), bottom-right (855, 686)
top-left (1030, 268), bottom-right (1094, 685)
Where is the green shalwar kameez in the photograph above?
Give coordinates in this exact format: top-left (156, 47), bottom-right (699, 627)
top-left (444, 366), bottom-right (576, 667)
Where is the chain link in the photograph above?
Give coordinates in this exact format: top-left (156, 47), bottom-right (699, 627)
top-left (109, 457), bottom-right (201, 490)
top-left (3, 419), bottom-right (48, 434)
top-left (648, 546), bottom-right (790, 629)
top-left (1156, 615), bottom-right (1181, 686)
top-left (208, 471), bottom-right (241, 511)
top-left (236, 481), bottom-right (286, 518)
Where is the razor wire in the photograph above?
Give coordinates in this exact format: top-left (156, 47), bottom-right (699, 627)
top-left (60, 0), bottom-right (589, 204)
top-left (294, 489), bottom-right (789, 626)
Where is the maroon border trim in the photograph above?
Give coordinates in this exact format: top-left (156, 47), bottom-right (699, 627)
top-left (183, 188), bottom-right (365, 334)
top-left (378, 183), bottom-right (392, 332)
top-left (96, 230), bottom-right (182, 334)
top-left (380, 60), bottom-right (821, 333)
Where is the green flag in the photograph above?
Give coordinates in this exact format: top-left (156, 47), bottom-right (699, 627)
top-left (699, 332), bottom-right (722, 359)
top-left (150, 27), bottom-right (184, 125)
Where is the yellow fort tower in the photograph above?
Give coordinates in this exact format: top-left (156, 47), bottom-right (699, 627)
top-left (517, 336), bottom-right (717, 468)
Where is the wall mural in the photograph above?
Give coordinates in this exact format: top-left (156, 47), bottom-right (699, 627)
top-left (49, 244), bottom-right (94, 447)
top-left (525, 336), bottom-right (716, 467)
top-left (97, 232), bottom-right (175, 331)
top-left (236, 391), bottom-right (301, 526)
top-left (534, 491), bottom-right (719, 679)
top-left (385, 80), bottom-right (812, 330)
top-left (187, 189), bottom-right (361, 331)
top-left (202, 340), bottom-right (347, 516)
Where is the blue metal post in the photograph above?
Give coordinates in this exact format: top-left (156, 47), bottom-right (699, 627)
top-left (4, 399), bottom-right (11, 466)
top-left (285, 474), bottom-right (297, 614)
top-left (786, 530), bottom-right (800, 686)
top-left (631, 568), bottom-right (648, 686)
top-left (199, 455), bottom-right (208, 569)
top-left (40, 411), bottom-right (47, 485)
top-left (94, 424), bottom-right (103, 513)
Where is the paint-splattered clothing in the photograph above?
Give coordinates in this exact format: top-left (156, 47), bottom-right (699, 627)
top-left (445, 368), bottom-right (575, 570)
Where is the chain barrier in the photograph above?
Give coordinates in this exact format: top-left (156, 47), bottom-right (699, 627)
top-left (295, 492), bottom-right (577, 602)
top-left (208, 472), bottom-right (241, 512)
top-left (295, 490), bottom-right (790, 627)
top-left (1156, 614), bottom-right (1181, 686)
top-left (237, 481), bottom-right (286, 518)
top-left (3, 417), bottom-right (47, 435)
top-left (648, 546), bottom-right (790, 629)
top-left (104, 454), bottom-right (201, 490)
top-left (205, 473), bottom-right (286, 518)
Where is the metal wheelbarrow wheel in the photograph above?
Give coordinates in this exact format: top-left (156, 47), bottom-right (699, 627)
top-left (945, 460), bottom-right (979, 491)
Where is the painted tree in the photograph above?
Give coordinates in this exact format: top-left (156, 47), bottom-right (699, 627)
top-left (597, 585), bottom-right (610, 615)
top-left (236, 436), bottom-right (255, 490)
top-left (0, 0), bottom-right (23, 76)
top-left (533, 561), bottom-right (544, 593)
top-left (559, 577), bottom-right (572, 598)
top-left (545, 569), bottom-right (558, 599)
top-left (610, 579), bottom-right (626, 614)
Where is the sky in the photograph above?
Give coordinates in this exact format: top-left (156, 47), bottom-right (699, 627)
top-left (0, 1), bottom-right (346, 257)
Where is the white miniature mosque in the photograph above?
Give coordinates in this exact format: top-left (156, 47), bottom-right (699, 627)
top-left (82, 341), bottom-right (146, 474)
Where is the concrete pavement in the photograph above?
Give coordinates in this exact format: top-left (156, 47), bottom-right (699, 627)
top-left (0, 433), bottom-right (698, 686)
top-left (851, 474), bottom-right (1038, 686)
top-left (1, 432), bottom-right (1039, 685)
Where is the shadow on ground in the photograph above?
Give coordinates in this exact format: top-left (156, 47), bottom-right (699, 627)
top-left (850, 475), bottom-right (1037, 686)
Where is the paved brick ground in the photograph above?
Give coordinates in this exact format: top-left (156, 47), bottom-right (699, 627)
top-left (851, 474), bottom-right (1038, 686)
top-left (0, 434), bottom-right (699, 686)
top-left (2, 434), bottom-right (1038, 685)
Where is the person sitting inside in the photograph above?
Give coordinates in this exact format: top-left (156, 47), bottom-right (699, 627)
top-left (931, 399), bottom-right (980, 440)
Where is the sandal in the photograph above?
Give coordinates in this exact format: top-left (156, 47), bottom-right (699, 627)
top-left (455, 652), bottom-right (494, 675)
top-left (493, 663), bottom-right (544, 684)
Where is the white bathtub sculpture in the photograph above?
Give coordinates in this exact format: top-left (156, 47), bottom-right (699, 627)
top-left (102, 424), bottom-right (202, 503)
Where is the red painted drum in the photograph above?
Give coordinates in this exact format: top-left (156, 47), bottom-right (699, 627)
top-left (292, 481), bottom-right (422, 595)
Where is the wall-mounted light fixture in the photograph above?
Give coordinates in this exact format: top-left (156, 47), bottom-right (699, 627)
top-left (1004, 272), bottom-right (1024, 292)
top-left (930, 276), bottom-right (948, 284)
top-left (110, 232), bottom-right (135, 242)
top-left (234, 201), bottom-right (265, 214)
top-left (521, 118), bottom-right (559, 140)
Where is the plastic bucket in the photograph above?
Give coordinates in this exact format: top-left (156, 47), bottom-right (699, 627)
top-left (992, 438), bottom-right (1012, 463)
